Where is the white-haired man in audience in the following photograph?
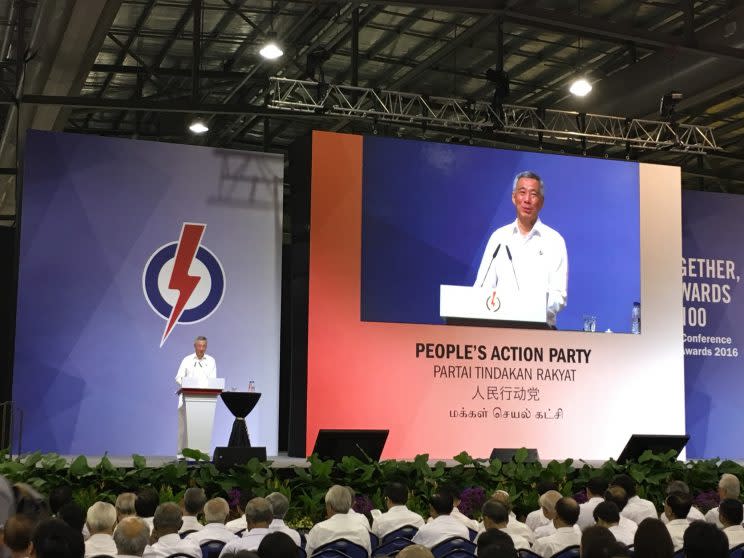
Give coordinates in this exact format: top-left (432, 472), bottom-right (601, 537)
top-left (305, 485), bottom-right (372, 557)
top-left (84, 502), bottom-right (118, 558)
top-left (706, 473), bottom-right (741, 528)
top-left (610, 475), bottom-right (657, 524)
top-left (659, 481), bottom-right (704, 524)
top-left (218, 497), bottom-right (274, 556)
top-left (372, 482), bottom-right (425, 540)
top-left (113, 517), bottom-right (150, 558)
top-left (115, 494), bottom-right (137, 523)
top-left (265, 492), bottom-right (301, 546)
top-left (532, 498), bottom-right (581, 558)
top-left (525, 482), bottom-right (558, 532)
top-left (663, 491), bottom-right (693, 551)
top-left (411, 491), bottom-right (469, 548)
top-left (533, 491), bottom-right (580, 540)
top-left (179, 488), bottom-right (205, 534)
top-left (720, 499), bottom-right (744, 548)
top-left (143, 503), bottom-right (201, 558)
top-left (184, 498), bottom-right (237, 545)
top-left (489, 490), bottom-right (534, 544)
top-left (479, 500), bottom-right (530, 550)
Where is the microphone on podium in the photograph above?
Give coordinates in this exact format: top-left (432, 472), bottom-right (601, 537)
top-left (505, 245), bottom-right (520, 290)
top-left (479, 244), bottom-right (501, 287)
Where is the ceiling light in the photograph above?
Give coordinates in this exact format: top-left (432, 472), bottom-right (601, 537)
top-left (569, 78), bottom-right (592, 97)
top-left (188, 119), bottom-right (209, 134)
top-left (260, 35), bottom-right (283, 60)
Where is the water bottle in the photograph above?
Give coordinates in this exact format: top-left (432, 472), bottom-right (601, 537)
top-left (631, 302), bottom-right (641, 334)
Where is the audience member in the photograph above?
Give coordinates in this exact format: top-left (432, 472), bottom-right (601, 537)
top-left (719, 498), bottom-right (744, 548)
top-left (224, 492), bottom-right (252, 534)
top-left (3, 515), bottom-right (33, 558)
top-left (658, 481), bottom-right (704, 524)
top-left (580, 525), bottom-right (616, 558)
top-left (603, 487), bottom-right (637, 537)
top-left (265, 493), bottom-right (301, 546)
top-left (479, 501), bottom-right (529, 550)
top-left (609, 475), bottom-right (656, 525)
top-left (180, 488), bottom-right (206, 534)
top-left (662, 491), bottom-right (691, 551)
top-left (84, 502), bottom-right (117, 558)
top-left (219, 498), bottom-right (273, 556)
top-left (113, 517), bottom-right (150, 558)
top-left (343, 487), bottom-right (371, 531)
top-left (255, 532), bottom-right (296, 558)
top-left (32, 519), bottom-right (85, 558)
top-left (683, 520), bottom-right (728, 558)
top-left (475, 529), bottom-right (517, 558)
top-left (371, 482), bottom-right (424, 539)
top-left (532, 497), bottom-right (581, 558)
top-left (578, 477), bottom-right (608, 531)
top-left (396, 544), bottom-right (435, 558)
top-left (488, 491), bottom-right (534, 545)
top-left (705, 473), bottom-right (740, 528)
top-left (592, 502), bottom-right (633, 546)
top-left (303, 486), bottom-right (371, 557)
top-left (437, 485), bottom-right (479, 532)
top-left (115, 495), bottom-right (136, 523)
top-left (525, 482), bottom-right (558, 532)
top-left (57, 503), bottom-right (85, 534)
top-left (534, 491), bottom-right (579, 540)
top-left (632, 518), bottom-right (673, 558)
top-left (411, 491), bottom-right (469, 548)
top-left (49, 488), bottom-right (74, 518)
top-left (184, 498), bottom-right (237, 545)
top-left (134, 489), bottom-right (159, 533)
top-left (142, 502), bottom-right (200, 558)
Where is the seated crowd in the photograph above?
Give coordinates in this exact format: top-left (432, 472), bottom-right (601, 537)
top-left (3, 472), bottom-right (744, 558)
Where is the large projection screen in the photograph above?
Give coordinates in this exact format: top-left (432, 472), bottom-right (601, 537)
top-left (306, 131), bottom-right (684, 460)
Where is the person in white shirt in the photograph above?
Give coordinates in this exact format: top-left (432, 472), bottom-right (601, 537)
top-left (610, 475), bottom-right (657, 525)
top-left (113, 517), bottom-right (150, 558)
top-left (304, 485), bottom-right (372, 557)
top-left (143, 503), bottom-right (201, 558)
top-left (218, 498), bottom-right (274, 557)
top-left (719, 499), bottom-right (744, 549)
top-left (525, 483), bottom-right (558, 533)
top-left (372, 482), bottom-right (425, 540)
top-left (184, 498), bottom-right (238, 546)
top-left (411, 491), bottom-right (470, 549)
top-left (134, 487), bottom-right (159, 533)
top-left (473, 171), bottom-right (568, 327)
top-left (3, 515), bottom-right (34, 558)
top-left (175, 336), bottom-right (217, 452)
top-left (663, 491), bottom-right (692, 551)
top-left (603, 486), bottom-right (638, 537)
top-left (706, 473), bottom-right (740, 529)
top-left (115, 494), bottom-right (137, 523)
top-left (659, 481), bottom-right (705, 525)
top-left (478, 500), bottom-right (530, 550)
top-left (84, 502), bottom-right (118, 558)
top-left (265, 492), bottom-right (302, 546)
top-left (437, 486), bottom-right (479, 533)
top-left (533, 491), bottom-right (569, 540)
top-left (532, 498), bottom-right (581, 558)
top-left (344, 486), bottom-right (371, 531)
top-left (488, 490), bottom-right (534, 545)
top-left (577, 477), bottom-right (608, 531)
top-left (683, 520), bottom-right (729, 558)
top-left (592, 501), bottom-right (634, 546)
top-left (179, 488), bottom-right (205, 535)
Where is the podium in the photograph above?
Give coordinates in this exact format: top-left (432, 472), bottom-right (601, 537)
top-left (213, 391), bottom-right (266, 468)
top-left (440, 285), bottom-right (549, 329)
top-left (178, 377), bottom-right (225, 455)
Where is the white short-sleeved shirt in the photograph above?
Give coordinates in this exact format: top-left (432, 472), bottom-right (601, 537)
top-left (305, 513), bottom-right (372, 557)
top-left (532, 527), bottom-right (580, 558)
top-left (372, 505), bottom-right (425, 539)
top-left (175, 353), bottom-right (217, 386)
top-left (143, 533), bottom-right (201, 558)
top-left (411, 515), bottom-right (470, 549)
top-left (185, 523), bottom-right (239, 545)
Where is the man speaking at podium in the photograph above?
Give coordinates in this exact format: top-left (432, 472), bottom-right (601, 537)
top-left (473, 171), bottom-right (568, 327)
top-left (176, 336), bottom-right (217, 452)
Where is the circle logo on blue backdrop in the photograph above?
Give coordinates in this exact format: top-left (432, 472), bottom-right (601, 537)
top-left (142, 223), bottom-right (225, 345)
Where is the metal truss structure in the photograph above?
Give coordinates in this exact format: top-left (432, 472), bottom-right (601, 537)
top-left (268, 77), bottom-right (720, 155)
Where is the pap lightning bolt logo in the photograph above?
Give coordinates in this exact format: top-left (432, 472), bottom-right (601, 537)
top-left (162, 223), bottom-right (206, 346)
top-left (143, 222), bottom-right (225, 347)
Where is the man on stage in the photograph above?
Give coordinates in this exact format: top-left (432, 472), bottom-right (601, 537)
top-left (176, 336), bottom-right (217, 453)
top-left (473, 171), bottom-right (568, 327)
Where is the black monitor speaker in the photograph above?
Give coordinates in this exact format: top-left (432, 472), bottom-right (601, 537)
top-left (616, 434), bottom-right (689, 464)
top-left (311, 429), bottom-right (389, 462)
top-left (489, 448), bottom-right (539, 462)
top-left (212, 446), bottom-right (267, 470)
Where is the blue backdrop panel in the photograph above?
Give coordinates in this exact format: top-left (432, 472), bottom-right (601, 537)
top-left (360, 137), bottom-right (640, 332)
top-left (15, 130), bottom-right (282, 456)
top-left (683, 190), bottom-right (744, 458)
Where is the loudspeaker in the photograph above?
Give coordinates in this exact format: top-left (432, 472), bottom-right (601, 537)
top-left (311, 429), bottom-right (389, 462)
top-left (489, 448), bottom-right (539, 462)
top-left (616, 434), bottom-right (689, 464)
top-left (212, 446), bottom-right (267, 470)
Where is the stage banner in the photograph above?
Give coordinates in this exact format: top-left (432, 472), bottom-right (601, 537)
top-left (307, 131), bottom-right (684, 460)
top-left (683, 190), bottom-right (744, 458)
top-left (15, 130), bottom-right (282, 456)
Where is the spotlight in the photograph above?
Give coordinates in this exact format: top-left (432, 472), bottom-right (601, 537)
top-left (306, 45), bottom-right (331, 81)
top-left (485, 68), bottom-right (510, 100)
top-left (260, 33), bottom-right (283, 60)
top-left (188, 119), bottom-right (209, 134)
top-left (569, 77), bottom-right (592, 97)
top-left (659, 91), bottom-right (683, 119)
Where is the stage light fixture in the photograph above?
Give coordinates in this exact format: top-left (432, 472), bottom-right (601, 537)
top-left (569, 77), bottom-right (592, 97)
top-left (188, 119), bottom-right (209, 134)
top-left (659, 91), bottom-right (683, 119)
top-left (260, 34), bottom-right (283, 60)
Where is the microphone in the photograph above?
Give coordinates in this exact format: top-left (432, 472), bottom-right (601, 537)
top-left (505, 245), bottom-right (520, 290)
top-left (479, 244), bottom-right (501, 287)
